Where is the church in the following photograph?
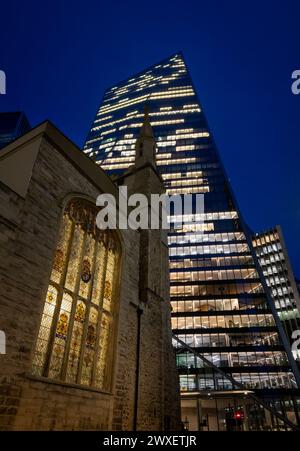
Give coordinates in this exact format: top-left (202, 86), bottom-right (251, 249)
top-left (0, 111), bottom-right (180, 430)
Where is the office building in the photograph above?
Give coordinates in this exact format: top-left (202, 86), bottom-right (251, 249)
top-left (83, 53), bottom-right (300, 430)
top-left (253, 226), bottom-right (300, 342)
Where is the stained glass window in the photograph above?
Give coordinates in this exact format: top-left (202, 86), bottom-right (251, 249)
top-left (32, 198), bottom-right (120, 391)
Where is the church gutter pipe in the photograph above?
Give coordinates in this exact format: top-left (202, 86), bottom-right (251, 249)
top-left (133, 306), bottom-right (143, 431)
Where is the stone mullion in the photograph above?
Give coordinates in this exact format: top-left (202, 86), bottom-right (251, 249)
top-left (76, 232), bottom-right (101, 385)
top-left (43, 217), bottom-right (76, 378)
top-left (91, 240), bottom-right (109, 387)
top-left (61, 228), bottom-right (89, 381)
top-left (102, 253), bottom-right (119, 391)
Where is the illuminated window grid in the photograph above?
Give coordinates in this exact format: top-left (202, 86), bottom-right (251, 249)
top-left (168, 231), bottom-right (246, 245)
top-left (253, 228), bottom-right (300, 338)
top-left (171, 313), bottom-right (275, 329)
top-left (83, 53), bottom-right (297, 396)
top-left (92, 111), bottom-right (197, 131)
top-left (166, 186), bottom-right (209, 195)
top-left (97, 90), bottom-right (195, 115)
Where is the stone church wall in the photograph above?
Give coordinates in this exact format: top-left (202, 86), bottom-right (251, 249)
top-left (0, 131), bottom-right (180, 430)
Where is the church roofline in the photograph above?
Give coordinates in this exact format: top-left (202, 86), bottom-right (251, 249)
top-left (0, 120), bottom-right (118, 199)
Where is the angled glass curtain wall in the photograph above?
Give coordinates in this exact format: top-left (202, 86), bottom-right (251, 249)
top-left (83, 53), bottom-right (299, 396)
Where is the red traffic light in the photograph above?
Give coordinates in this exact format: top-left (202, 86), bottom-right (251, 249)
top-left (234, 411), bottom-right (244, 420)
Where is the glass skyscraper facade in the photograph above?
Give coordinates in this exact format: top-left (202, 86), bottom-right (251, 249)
top-left (0, 112), bottom-right (31, 149)
top-left (83, 53), bottom-right (300, 430)
top-left (253, 226), bottom-right (300, 343)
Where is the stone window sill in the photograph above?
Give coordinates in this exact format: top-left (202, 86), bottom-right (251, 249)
top-left (26, 373), bottom-right (113, 396)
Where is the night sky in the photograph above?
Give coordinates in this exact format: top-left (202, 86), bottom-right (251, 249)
top-left (1, 0), bottom-right (299, 275)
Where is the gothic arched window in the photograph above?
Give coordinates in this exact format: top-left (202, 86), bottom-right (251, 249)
top-left (32, 198), bottom-right (121, 391)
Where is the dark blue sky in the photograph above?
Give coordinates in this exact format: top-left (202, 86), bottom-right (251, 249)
top-left (1, 0), bottom-right (299, 275)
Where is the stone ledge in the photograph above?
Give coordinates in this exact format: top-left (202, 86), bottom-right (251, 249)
top-left (26, 374), bottom-right (114, 397)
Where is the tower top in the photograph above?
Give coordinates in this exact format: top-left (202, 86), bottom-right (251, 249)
top-left (139, 105), bottom-right (154, 139)
top-left (113, 105), bottom-right (163, 187)
top-left (134, 106), bottom-right (156, 168)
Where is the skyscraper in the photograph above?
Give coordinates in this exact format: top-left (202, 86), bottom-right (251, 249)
top-left (83, 53), bottom-right (300, 430)
top-left (0, 112), bottom-right (31, 149)
top-left (253, 226), bottom-right (300, 342)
